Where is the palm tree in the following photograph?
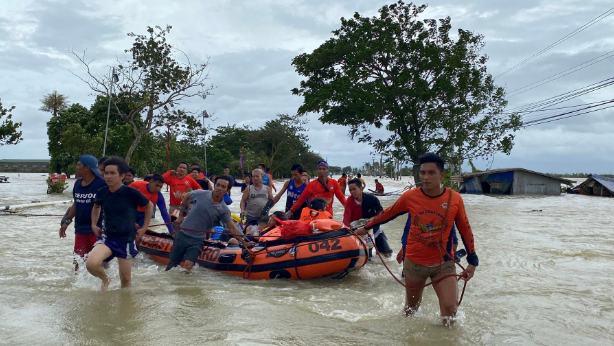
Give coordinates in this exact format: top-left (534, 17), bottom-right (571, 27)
top-left (40, 91), bottom-right (69, 117)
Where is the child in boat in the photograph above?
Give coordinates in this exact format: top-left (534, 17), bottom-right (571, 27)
top-left (246, 217), bottom-right (268, 238)
top-left (299, 198), bottom-right (333, 223)
top-left (257, 211), bottom-right (289, 241)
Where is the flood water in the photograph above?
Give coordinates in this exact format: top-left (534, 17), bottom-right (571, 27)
top-left (1, 173), bottom-right (613, 345)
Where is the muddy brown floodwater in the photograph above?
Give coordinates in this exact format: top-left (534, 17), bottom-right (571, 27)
top-left (1, 173), bottom-right (612, 345)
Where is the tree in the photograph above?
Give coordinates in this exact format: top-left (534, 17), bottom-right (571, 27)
top-left (342, 166), bottom-right (352, 174)
top-left (329, 165), bottom-right (342, 175)
top-left (70, 25), bottom-right (214, 164)
top-left (40, 91), bottom-right (69, 117)
top-left (249, 114), bottom-right (309, 173)
top-left (291, 1), bottom-right (521, 185)
top-left (0, 98), bottom-right (22, 146)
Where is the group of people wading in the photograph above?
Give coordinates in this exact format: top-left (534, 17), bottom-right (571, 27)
top-left (58, 152), bottom-right (478, 321)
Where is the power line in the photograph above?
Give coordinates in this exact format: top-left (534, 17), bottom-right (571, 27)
top-left (479, 77), bottom-right (614, 122)
top-left (519, 99), bottom-right (614, 122)
top-left (505, 76), bottom-right (614, 115)
top-left (494, 7), bottom-right (614, 80)
top-left (507, 49), bottom-right (614, 97)
top-left (523, 99), bottom-right (614, 125)
top-left (524, 102), bottom-right (614, 127)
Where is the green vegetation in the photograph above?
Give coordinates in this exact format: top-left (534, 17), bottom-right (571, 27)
top-left (0, 98), bottom-right (22, 146)
top-left (46, 178), bottom-right (68, 194)
top-left (70, 25), bottom-right (214, 164)
top-left (40, 91), bottom-right (69, 117)
top-left (46, 96), bottom-right (324, 177)
top-left (291, 1), bottom-right (521, 185)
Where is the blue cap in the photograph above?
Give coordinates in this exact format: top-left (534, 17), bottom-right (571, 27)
top-left (79, 154), bottom-right (102, 175)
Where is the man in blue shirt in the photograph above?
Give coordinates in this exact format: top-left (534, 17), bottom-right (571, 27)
top-left (59, 154), bottom-right (107, 271)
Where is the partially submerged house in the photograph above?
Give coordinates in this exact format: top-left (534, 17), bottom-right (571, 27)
top-left (571, 174), bottom-right (614, 197)
top-left (455, 168), bottom-right (573, 196)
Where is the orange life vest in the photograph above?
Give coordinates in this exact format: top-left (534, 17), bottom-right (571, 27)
top-left (299, 207), bottom-right (332, 223)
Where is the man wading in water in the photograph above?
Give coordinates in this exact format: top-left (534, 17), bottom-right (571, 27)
top-left (163, 161), bottom-right (202, 215)
top-left (286, 161), bottom-right (346, 218)
top-left (355, 153), bottom-right (478, 323)
top-left (59, 154), bottom-right (107, 271)
top-left (87, 157), bottom-right (153, 291)
top-left (272, 163), bottom-right (307, 220)
top-left (241, 169), bottom-right (273, 227)
top-left (167, 175), bottom-right (248, 273)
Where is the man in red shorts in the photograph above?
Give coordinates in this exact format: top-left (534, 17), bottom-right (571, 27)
top-left (59, 155), bottom-right (107, 271)
top-left (355, 153), bottom-right (478, 323)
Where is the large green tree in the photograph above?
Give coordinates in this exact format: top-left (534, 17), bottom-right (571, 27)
top-left (291, 1), bottom-right (521, 184)
top-left (0, 98), bottom-right (22, 146)
top-left (40, 91), bottom-right (69, 117)
top-left (70, 25), bottom-right (214, 164)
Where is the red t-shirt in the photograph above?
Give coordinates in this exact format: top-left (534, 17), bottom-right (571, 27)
top-left (130, 181), bottom-right (158, 212)
top-left (375, 183), bottom-right (384, 194)
top-left (162, 170), bottom-right (202, 206)
top-left (342, 196), bottom-right (362, 227)
top-left (365, 188), bottom-right (477, 266)
top-left (290, 178), bottom-right (346, 215)
top-left (338, 177), bottom-right (347, 188)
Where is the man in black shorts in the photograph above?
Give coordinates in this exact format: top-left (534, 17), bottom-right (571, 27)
top-left (86, 157), bottom-right (153, 291)
top-left (167, 175), bottom-right (248, 273)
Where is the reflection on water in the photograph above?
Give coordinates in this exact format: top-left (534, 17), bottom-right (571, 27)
top-left (1, 173), bottom-right (613, 345)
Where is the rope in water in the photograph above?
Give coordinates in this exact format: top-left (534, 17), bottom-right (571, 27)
top-left (367, 233), bottom-right (468, 306)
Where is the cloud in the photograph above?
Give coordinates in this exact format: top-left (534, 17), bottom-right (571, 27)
top-left (0, 0), bottom-right (613, 173)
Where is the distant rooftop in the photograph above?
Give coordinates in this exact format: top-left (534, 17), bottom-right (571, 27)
top-left (456, 168), bottom-right (573, 185)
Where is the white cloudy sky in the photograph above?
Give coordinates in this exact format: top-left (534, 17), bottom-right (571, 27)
top-left (1, 0), bottom-right (613, 174)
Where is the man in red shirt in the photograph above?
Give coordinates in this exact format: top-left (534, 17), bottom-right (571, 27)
top-left (286, 161), bottom-right (346, 217)
top-left (163, 161), bottom-right (202, 214)
top-left (355, 153), bottom-right (478, 322)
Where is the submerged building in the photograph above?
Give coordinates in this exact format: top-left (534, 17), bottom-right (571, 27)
top-left (455, 168), bottom-right (572, 196)
top-left (571, 174), bottom-right (614, 197)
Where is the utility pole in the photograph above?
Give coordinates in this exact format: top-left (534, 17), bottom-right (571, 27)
top-left (202, 110), bottom-right (210, 174)
top-left (103, 67), bottom-right (118, 157)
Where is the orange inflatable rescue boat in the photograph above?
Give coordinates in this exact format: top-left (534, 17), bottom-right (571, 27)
top-left (137, 220), bottom-right (369, 280)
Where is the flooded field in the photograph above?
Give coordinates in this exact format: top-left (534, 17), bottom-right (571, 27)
top-left (1, 173), bottom-right (613, 345)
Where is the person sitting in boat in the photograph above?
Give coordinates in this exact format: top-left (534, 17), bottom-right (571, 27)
top-left (374, 179), bottom-right (384, 194)
top-left (343, 178), bottom-right (393, 258)
top-left (167, 175), bottom-right (249, 273)
top-left (246, 217), bottom-right (268, 238)
top-left (257, 211), bottom-right (289, 242)
top-left (299, 198), bottom-right (333, 223)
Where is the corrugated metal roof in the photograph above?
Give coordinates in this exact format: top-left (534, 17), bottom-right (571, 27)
top-left (591, 174), bottom-right (614, 194)
top-left (454, 168), bottom-right (573, 185)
